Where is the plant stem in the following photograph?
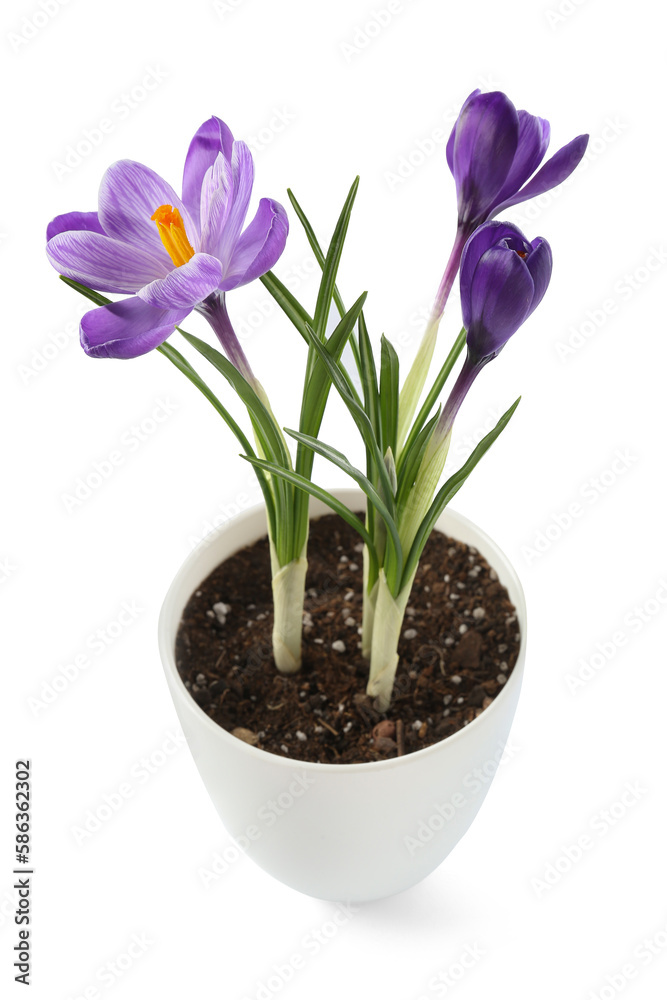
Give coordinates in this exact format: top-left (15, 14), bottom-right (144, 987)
top-left (396, 225), bottom-right (469, 453)
top-left (398, 430), bottom-right (452, 556)
top-left (269, 538), bottom-right (308, 674)
top-left (366, 571), bottom-right (414, 711)
top-left (361, 545), bottom-right (379, 659)
top-left (197, 291), bottom-right (257, 388)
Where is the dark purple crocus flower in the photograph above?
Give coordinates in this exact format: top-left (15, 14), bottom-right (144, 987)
top-left (447, 89), bottom-right (589, 231)
top-left (437, 221), bottom-right (552, 440)
top-left (46, 117), bottom-right (288, 374)
top-left (428, 91), bottom-right (585, 324)
top-left (460, 220), bottom-right (552, 362)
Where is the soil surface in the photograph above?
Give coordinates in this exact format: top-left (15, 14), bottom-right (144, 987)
top-left (175, 513), bottom-right (520, 764)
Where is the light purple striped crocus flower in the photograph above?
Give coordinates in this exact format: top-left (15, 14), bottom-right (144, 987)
top-left (46, 117), bottom-right (288, 373)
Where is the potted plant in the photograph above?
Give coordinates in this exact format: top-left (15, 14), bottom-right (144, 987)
top-left (46, 91), bottom-right (588, 901)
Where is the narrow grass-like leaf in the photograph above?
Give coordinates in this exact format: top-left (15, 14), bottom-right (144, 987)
top-left (57, 279), bottom-right (281, 541)
top-left (285, 428), bottom-right (403, 593)
top-left (357, 311), bottom-right (381, 549)
top-left (287, 188), bottom-right (346, 331)
top-left (59, 275), bottom-right (111, 307)
top-left (242, 455), bottom-right (379, 583)
top-left (300, 322), bottom-right (396, 523)
top-left (358, 312), bottom-right (380, 439)
top-left (259, 270), bottom-right (313, 339)
top-left (179, 331), bottom-right (290, 470)
top-left (157, 342), bottom-right (276, 540)
top-left (379, 335), bottom-right (400, 455)
top-left (288, 186), bottom-right (364, 378)
top-left (299, 292), bottom-right (367, 450)
top-left (293, 292), bottom-right (367, 553)
top-left (401, 397), bottom-right (521, 589)
top-left (312, 177), bottom-right (359, 340)
top-left (395, 409), bottom-right (441, 512)
top-left (180, 329), bottom-right (294, 561)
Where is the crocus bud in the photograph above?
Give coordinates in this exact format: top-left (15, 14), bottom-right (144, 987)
top-left (447, 89), bottom-right (589, 231)
top-left (460, 221), bottom-right (552, 362)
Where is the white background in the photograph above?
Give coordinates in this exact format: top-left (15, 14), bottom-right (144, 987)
top-left (2, 0), bottom-right (666, 997)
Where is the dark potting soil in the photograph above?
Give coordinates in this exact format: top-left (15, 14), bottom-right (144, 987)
top-left (175, 513), bottom-right (520, 765)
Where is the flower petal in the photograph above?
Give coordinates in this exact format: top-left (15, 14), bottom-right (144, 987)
top-left (80, 297), bottom-right (190, 359)
top-left (221, 199), bottom-right (289, 291)
top-left (46, 230), bottom-right (168, 294)
top-left (468, 246), bottom-right (534, 358)
top-left (460, 221), bottom-right (528, 330)
top-left (98, 159), bottom-right (196, 258)
top-left (182, 116), bottom-right (234, 222)
top-left (446, 89), bottom-right (481, 173)
top-left (217, 140), bottom-right (255, 270)
top-left (46, 211), bottom-right (105, 241)
top-left (490, 110), bottom-right (551, 212)
top-left (525, 237), bottom-right (553, 316)
top-left (137, 253), bottom-right (222, 309)
top-left (491, 133), bottom-right (589, 214)
top-left (452, 91), bottom-right (519, 225)
top-left (199, 153), bottom-right (233, 255)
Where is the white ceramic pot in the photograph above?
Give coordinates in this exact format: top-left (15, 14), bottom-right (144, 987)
top-left (158, 490), bottom-right (526, 903)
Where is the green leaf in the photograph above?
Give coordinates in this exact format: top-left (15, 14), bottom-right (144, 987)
top-left (401, 397), bottom-right (521, 589)
top-left (288, 186), bottom-right (366, 382)
top-left (179, 330), bottom-right (295, 562)
top-left (384, 447), bottom-right (397, 496)
top-left (299, 321), bottom-right (397, 524)
top-left (259, 270), bottom-right (313, 339)
top-left (241, 454), bottom-right (379, 583)
top-left (379, 335), bottom-right (400, 455)
top-left (312, 176), bottom-right (359, 341)
top-left (299, 292), bottom-right (367, 447)
top-left (356, 312), bottom-right (381, 546)
top-left (292, 292), bottom-right (367, 552)
top-left (395, 409), bottom-right (441, 511)
top-left (357, 312), bottom-right (380, 440)
top-left (285, 428), bottom-right (404, 593)
top-left (292, 292), bottom-right (367, 554)
top-left (157, 342), bottom-right (276, 541)
top-left (59, 276), bottom-right (111, 307)
top-left (179, 331), bottom-right (290, 469)
top-left (55, 277), bottom-right (283, 550)
top-left (287, 188), bottom-right (346, 331)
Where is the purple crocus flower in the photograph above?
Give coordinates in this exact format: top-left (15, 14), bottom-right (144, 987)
top-left (447, 89), bottom-right (589, 231)
top-left (400, 220), bottom-right (552, 553)
top-left (440, 220), bottom-right (552, 436)
top-left (46, 117), bottom-right (288, 374)
top-left (460, 220), bottom-right (552, 362)
top-left (429, 91), bottom-right (585, 324)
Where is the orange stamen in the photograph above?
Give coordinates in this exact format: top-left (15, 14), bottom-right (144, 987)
top-left (151, 205), bottom-right (195, 267)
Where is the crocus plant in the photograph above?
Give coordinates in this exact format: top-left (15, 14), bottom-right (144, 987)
top-left (48, 91), bottom-right (588, 716)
